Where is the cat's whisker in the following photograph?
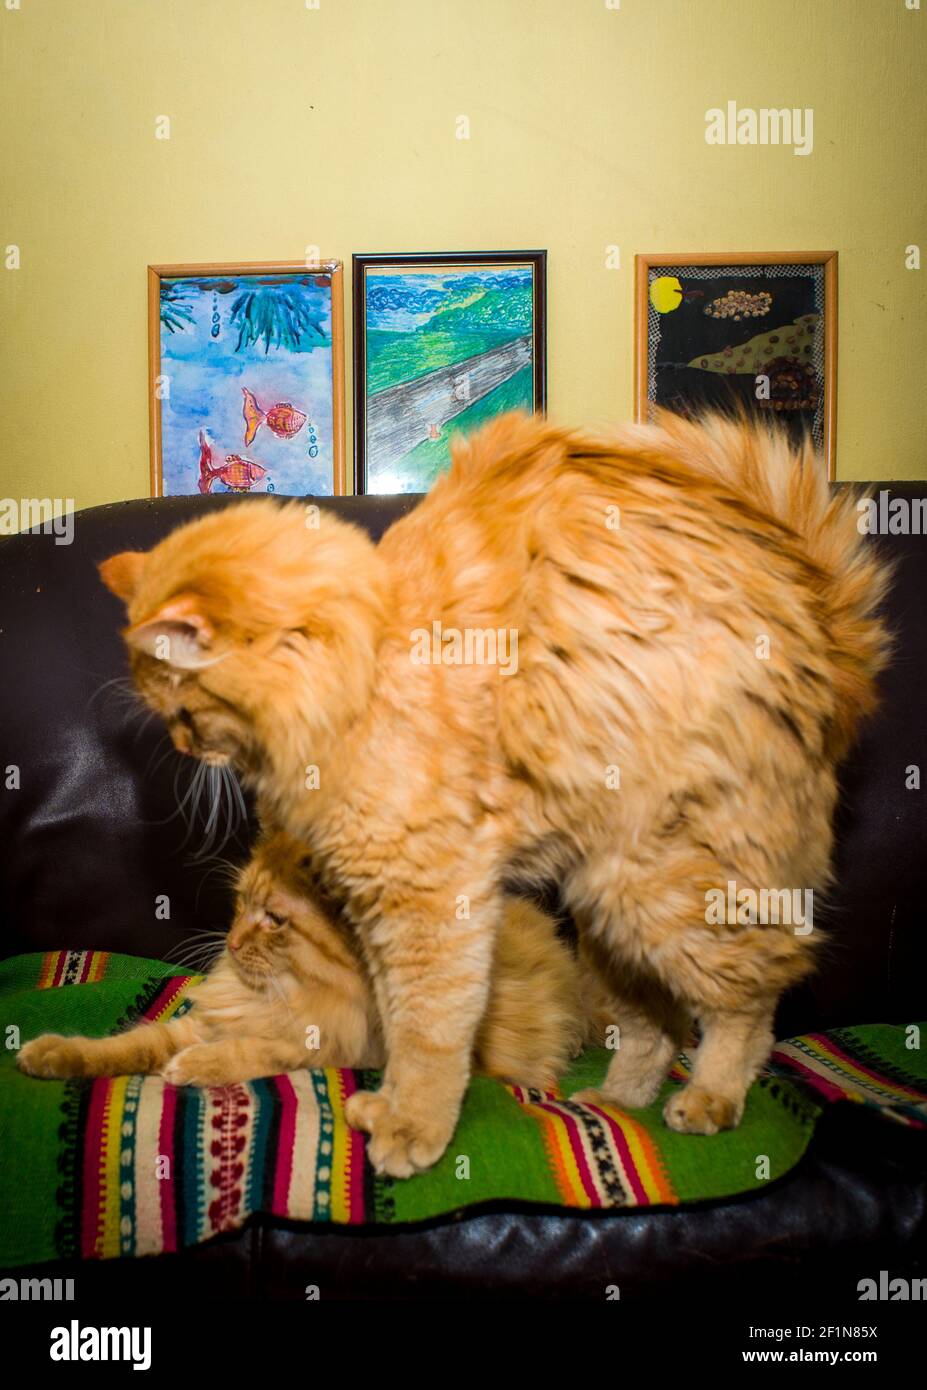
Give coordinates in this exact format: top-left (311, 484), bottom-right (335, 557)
top-left (87, 675), bottom-right (154, 732)
top-left (227, 765), bottom-right (249, 824)
top-left (164, 927), bottom-right (228, 948)
top-left (221, 766), bottom-right (239, 849)
top-left (211, 770), bottom-right (229, 853)
top-left (193, 855), bottom-right (243, 883)
top-left (193, 855), bottom-right (244, 911)
top-left (190, 762), bottom-right (247, 862)
top-left (206, 853), bottom-right (243, 879)
top-left (86, 675), bottom-right (136, 711)
top-left (191, 765), bottom-right (230, 861)
top-left (132, 707), bottom-right (159, 744)
top-left (145, 739), bottom-right (179, 782)
top-left (164, 943), bottom-right (225, 964)
top-left (166, 944), bottom-right (226, 966)
top-left (137, 750), bottom-right (203, 829)
top-left (163, 933), bottom-right (228, 962)
top-left (173, 953), bottom-right (223, 973)
top-left (173, 961), bottom-right (218, 978)
top-left (167, 953), bottom-right (219, 973)
top-left (164, 937), bottom-right (228, 970)
top-left (174, 762), bottom-right (209, 842)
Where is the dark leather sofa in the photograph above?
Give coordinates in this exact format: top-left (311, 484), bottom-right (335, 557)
top-left (1, 485), bottom-right (925, 1301)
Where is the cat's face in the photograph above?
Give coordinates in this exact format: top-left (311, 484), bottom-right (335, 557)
top-left (229, 832), bottom-right (358, 987)
top-left (228, 849), bottom-right (302, 982)
top-left (98, 501), bottom-right (388, 777)
top-left (128, 651), bottom-right (253, 767)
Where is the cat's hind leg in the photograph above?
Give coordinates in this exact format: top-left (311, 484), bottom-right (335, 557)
top-left (570, 844), bottom-right (813, 1133)
top-left (571, 934), bottom-right (688, 1109)
top-left (663, 1002), bottom-right (775, 1134)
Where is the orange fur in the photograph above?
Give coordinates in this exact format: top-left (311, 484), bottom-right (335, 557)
top-left (97, 410), bottom-right (892, 1170)
top-left (18, 832), bottom-right (582, 1090)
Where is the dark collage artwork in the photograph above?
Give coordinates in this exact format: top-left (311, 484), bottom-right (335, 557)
top-left (652, 272), bottom-right (822, 445)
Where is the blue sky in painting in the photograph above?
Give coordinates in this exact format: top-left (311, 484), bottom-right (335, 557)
top-left (158, 273), bottom-right (334, 496)
top-left (365, 268), bottom-right (532, 332)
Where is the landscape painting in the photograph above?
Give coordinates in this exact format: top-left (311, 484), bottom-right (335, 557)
top-left (635, 253), bottom-right (837, 477)
top-left (149, 261), bottom-right (345, 497)
top-left (353, 251), bottom-right (547, 493)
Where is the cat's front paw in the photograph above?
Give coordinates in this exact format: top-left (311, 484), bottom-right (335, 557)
top-left (17, 1034), bottom-right (87, 1079)
top-left (345, 1087), bottom-right (454, 1179)
top-left (663, 1084), bottom-right (742, 1135)
top-left (163, 1045), bottom-right (231, 1088)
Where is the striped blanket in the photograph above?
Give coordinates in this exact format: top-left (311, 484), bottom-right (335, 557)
top-left (1, 950), bottom-right (925, 1268)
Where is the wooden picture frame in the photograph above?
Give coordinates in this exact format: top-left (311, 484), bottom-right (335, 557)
top-left (352, 250), bottom-right (547, 495)
top-left (635, 252), bottom-right (837, 478)
top-left (148, 260), bottom-right (346, 497)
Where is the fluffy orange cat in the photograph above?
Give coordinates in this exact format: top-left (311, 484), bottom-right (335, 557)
top-left (96, 410), bottom-right (891, 1176)
top-left (18, 831), bottom-right (583, 1088)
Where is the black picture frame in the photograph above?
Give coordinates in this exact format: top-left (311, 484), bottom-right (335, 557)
top-left (352, 250), bottom-right (547, 494)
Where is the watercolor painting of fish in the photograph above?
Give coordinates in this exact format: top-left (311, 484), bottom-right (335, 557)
top-left (352, 251), bottom-right (546, 494)
top-left (148, 261), bottom-right (346, 497)
top-left (241, 388), bottom-right (307, 446)
top-left (196, 432), bottom-right (268, 495)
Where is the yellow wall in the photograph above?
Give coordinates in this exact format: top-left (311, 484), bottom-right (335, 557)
top-left (1, 0), bottom-right (925, 513)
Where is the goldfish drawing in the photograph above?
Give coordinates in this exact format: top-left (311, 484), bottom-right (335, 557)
top-left (241, 388), bottom-right (307, 446)
top-left (197, 432), bottom-right (268, 494)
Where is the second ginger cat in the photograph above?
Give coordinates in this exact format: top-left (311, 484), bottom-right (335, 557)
top-left (18, 831), bottom-right (585, 1090)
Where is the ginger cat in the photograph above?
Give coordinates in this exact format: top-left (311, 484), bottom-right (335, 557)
top-left (18, 832), bottom-right (583, 1089)
top-left (96, 410), bottom-right (891, 1176)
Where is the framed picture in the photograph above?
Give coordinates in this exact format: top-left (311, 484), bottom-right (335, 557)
top-left (635, 252), bottom-right (837, 477)
top-left (148, 260), bottom-right (346, 498)
top-left (352, 250), bottom-right (547, 494)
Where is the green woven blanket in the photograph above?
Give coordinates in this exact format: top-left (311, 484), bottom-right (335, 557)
top-left (2, 950), bottom-right (925, 1267)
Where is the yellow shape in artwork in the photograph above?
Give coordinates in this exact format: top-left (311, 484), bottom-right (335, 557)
top-left (650, 276), bottom-right (684, 313)
top-left (688, 313), bottom-right (819, 374)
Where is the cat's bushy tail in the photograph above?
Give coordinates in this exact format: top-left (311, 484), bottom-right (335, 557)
top-left (641, 408), bottom-right (894, 759)
top-left (450, 406), bottom-right (893, 758)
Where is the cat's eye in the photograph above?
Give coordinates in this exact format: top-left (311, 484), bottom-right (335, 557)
top-left (265, 911), bottom-right (286, 929)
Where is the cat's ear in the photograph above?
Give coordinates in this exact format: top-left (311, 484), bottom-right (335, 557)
top-left (98, 551), bottom-right (147, 603)
top-left (126, 597), bottom-right (215, 669)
